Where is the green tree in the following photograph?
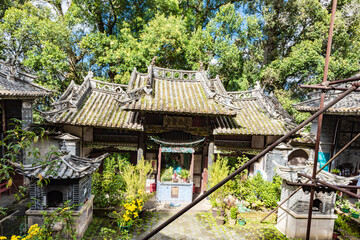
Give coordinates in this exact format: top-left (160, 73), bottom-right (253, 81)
top-left (0, 2), bottom-right (87, 90)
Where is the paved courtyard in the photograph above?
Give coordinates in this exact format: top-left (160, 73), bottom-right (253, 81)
top-left (130, 212), bottom-right (287, 240)
top-left (84, 211), bottom-right (288, 240)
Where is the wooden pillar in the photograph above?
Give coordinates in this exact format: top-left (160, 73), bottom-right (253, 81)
top-left (137, 133), bottom-right (144, 164)
top-left (207, 138), bottom-right (214, 188)
top-left (190, 152), bottom-right (194, 181)
top-left (157, 147), bottom-right (162, 182)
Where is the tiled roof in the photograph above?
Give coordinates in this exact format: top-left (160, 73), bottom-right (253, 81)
top-left (0, 61), bottom-right (51, 98)
top-left (13, 153), bottom-right (108, 179)
top-left (214, 90), bottom-right (292, 135)
top-left (294, 89), bottom-right (360, 115)
top-left (42, 77), bottom-right (143, 131)
top-left (123, 67), bottom-right (236, 116)
top-left (43, 67), bottom-right (293, 136)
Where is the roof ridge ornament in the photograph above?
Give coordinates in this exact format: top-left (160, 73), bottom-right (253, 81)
top-left (150, 56), bottom-right (157, 66)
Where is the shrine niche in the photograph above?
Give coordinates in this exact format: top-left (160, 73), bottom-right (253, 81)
top-left (14, 150), bottom-right (107, 238)
top-left (274, 161), bottom-right (359, 240)
top-left (150, 136), bottom-right (204, 203)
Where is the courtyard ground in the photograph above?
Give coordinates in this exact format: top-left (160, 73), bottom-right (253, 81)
top-left (83, 211), bottom-right (289, 240)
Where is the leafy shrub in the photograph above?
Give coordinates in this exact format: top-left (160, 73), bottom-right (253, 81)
top-left (230, 207), bottom-right (237, 219)
top-left (92, 153), bottom-right (130, 207)
top-left (123, 158), bottom-right (152, 198)
top-left (208, 155), bottom-right (230, 209)
top-left (233, 173), bottom-right (282, 209)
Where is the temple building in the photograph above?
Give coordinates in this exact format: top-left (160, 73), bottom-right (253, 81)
top-left (0, 60), bottom-right (51, 189)
top-left (295, 86), bottom-right (360, 177)
top-left (42, 65), bottom-right (294, 195)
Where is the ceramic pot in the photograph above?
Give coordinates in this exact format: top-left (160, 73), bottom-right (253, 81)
top-left (342, 208), bottom-right (350, 213)
top-left (119, 225), bottom-right (131, 231)
top-left (238, 219), bottom-right (246, 226)
top-left (212, 207), bottom-right (218, 218)
top-left (229, 218), bottom-right (236, 225)
top-left (216, 218), bottom-right (225, 226)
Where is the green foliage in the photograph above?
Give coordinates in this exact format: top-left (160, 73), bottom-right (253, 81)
top-left (99, 227), bottom-right (116, 240)
top-left (274, 89), bottom-right (311, 125)
top-left (233, 173), bottom-right (282, 209)
top-left (92, 153), bottom-right (130, 208)
top-left (160, 167), bottom-right (173, 182)
top-left (179, 169), bottom-right (189, 180)
top-left (0, 120), bottom-right (61, 198)
top-left (335, 214), bottom-right (360, 238)
top-left (122, 158), bottom-right (153, 199)
top-left (0, 3), bottom-right (87, 90)
top-left (208, 155), bottom-right (230, 209)
top-left (230, 206), bottom-right (237, 219)
top-left (40, 201), bottom-right (77, 239)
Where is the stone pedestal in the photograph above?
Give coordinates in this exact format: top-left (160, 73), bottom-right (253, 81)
top-left (156, 181), bottom-right (193, 203)
top-left (26, 195), bottom-right (94, 239)
top-left (277, 204), bottom-right (337, 240)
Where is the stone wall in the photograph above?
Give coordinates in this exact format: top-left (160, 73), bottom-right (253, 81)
top-left (26, 195), bottom-right (94, 239)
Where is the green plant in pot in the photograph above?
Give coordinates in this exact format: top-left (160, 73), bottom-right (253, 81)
top-left (228, 207), bottom-right (237, 225)
top-left (331, 168), bottom-right (340, 175)
top-left (160, 167), bottom-right (174, 182)
top-left (355, 202), bottom-right (360, 209)
top-left (350, 209), bottom-right (360, 218)
top-left (179, 169), bottom-right (190, 182)
top-left (341, 200), bottom-right (350, 213)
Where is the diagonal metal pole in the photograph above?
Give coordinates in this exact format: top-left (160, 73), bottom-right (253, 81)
top-left (142, 85), bottom-right (357, 240)
top-left (260, 131), bottom-right (360, 223)
top-left (306, 0), bottom-right (338, 239)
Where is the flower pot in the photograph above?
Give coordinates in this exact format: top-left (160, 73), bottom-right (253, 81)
top-left (351, 213), bottom-right (359, 218)
top-left (238, 219), bottom-right (246, 226)
top-left (119, 225), bottom-right (131, 231)
top-left (218, 208), bottom-right (225, 217)
top-left (229, 218), bottom-right (236, 225)
top-left (212, 208), bottom-right (218, 218)
top-left (216, 218), bottom-right (225, 226)
top-left (342, 208), bottom-right (350, 213)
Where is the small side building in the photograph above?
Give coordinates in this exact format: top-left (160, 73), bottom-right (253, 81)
top-left (13, 148), bottom-right (107, 238)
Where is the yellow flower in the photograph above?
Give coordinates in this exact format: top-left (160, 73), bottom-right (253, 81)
top-left (133, 212), bottom-right (138, 218)
top-left (11, 236), bottom-right (21, 240)
top-left (0, 236), bottom-right (7, 240)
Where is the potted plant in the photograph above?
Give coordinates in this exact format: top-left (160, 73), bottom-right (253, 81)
top-left (215, 215), bottom-right (225, 225)
top-left (341, 200), bottom-right (350, 213)
top-left (210, 200), bottom-right (218, 218)
top-left (355, 202), bottom-right (360, 209)
top-left (331, 168), bottom-right (340, 175)
top-left (179, 169), bottom-right (189, 182)
top-left (160, 167), bottom-right (174, 182)
top-left (228, 207), bottom-right (237, 225)
top-left (237, 214), bottom-right (246, 226)
top-left (351, 209), bottom-right (360, 218)
top-left (109, 210), bottom-right (134, 231)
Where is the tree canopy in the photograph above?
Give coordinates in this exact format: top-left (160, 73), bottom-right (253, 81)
top-left (1, 0), bottom-right (359, 103)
